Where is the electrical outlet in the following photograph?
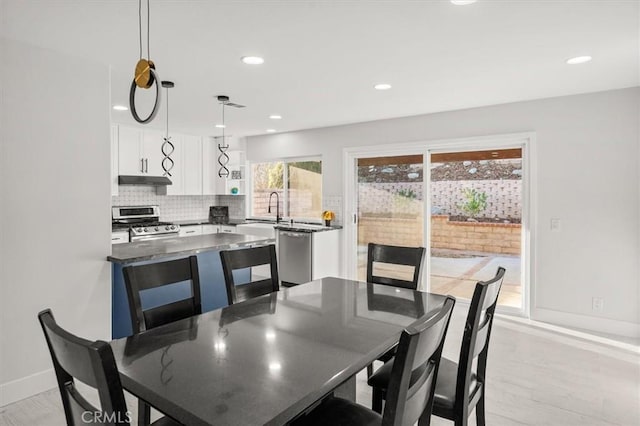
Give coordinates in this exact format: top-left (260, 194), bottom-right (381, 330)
top-left (592, 297), bottom-right (604, 312)
top-left (550, 218), bottom-right (561, 232)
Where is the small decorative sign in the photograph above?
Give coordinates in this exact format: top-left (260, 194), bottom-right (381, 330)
top-left (231, 170), bottom-right (242, 180)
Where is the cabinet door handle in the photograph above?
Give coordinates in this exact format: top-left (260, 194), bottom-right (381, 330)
top-left (141, 158), bottom-right (144, 173)
top-left (186, 230), bottom-right (195, 234)
top-left (144, 158), bottom-right (148, 173)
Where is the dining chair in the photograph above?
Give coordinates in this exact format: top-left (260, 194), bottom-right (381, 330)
top-left (368, 267), bottom-right (506, 426)
top-left (123, 255), bottom-right (202, 425)
top-left (366, 242), bottom-right (426, 377)
top-left (37, 309), bottom-right (179, 426)
top-left (219, 244), bottom-right (279, 305)
top-left (123, 256), bottom-right (202, 333)
top-left (367, 242), bottom-right (426, 290)
top-left (292, 296), bottom-right (456, 426)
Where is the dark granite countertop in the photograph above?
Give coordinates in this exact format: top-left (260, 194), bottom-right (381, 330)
top-left (172, 218), bottom-right (246, 226)
top-left (107, 233), bottom-right (274, 264)
top-left (273, 223), bottom-right (342, 233)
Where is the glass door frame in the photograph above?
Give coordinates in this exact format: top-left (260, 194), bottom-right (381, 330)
top-left (343, 132), bottom-right (536, 318)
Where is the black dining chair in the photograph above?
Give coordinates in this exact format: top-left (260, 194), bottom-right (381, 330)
top-left (123, 256), bottom-right (202, 334)
top-left (293, 296), bottom-right (456, 426)
top-left (368, 267), bottom-right (506, 426)
top-left (367, 243), bottom-right (426, 290)
top-left (123, 255), bottom-right (202, 425)
top-left (366, 243), bottom-right (426, 377)
top-left (38, 309), bottom-right (179, 426)
top-left (219, 244), bottom-right (279, 305)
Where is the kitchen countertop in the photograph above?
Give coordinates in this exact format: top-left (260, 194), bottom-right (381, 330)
top-left (172, 218), bottom-right (246, 226)
top-left (107, 233), bottom-right (274, 264)
top-left (273, 223), bottom-right (342, 233)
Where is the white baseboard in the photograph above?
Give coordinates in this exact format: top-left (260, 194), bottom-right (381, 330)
top-left (0, 368), bottom-right (56, 407)
top-left (531, 307), bottom-right (640, 339)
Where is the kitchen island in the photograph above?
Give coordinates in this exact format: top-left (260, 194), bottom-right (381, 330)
top-left (108, 233), bottom-right (274, 338)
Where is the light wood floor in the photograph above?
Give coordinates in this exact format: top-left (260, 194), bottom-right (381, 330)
top-left (2, 304), bottom-right (638, 426)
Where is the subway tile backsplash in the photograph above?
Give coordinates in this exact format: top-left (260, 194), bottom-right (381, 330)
top-left (112, 186), bottom-right (246, 221)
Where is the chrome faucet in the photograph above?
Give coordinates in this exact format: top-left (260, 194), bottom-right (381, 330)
top-left (268, 191), bottom-right (282, 223)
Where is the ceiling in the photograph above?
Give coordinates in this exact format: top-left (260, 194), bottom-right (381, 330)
top-left (2, 1), bottom-right (638, 138)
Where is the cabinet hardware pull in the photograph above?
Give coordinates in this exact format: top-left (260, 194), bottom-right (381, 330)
top-left (144, 158), bottom-right (148, 173)
top-left (140, 158), bottom-right (144, 173)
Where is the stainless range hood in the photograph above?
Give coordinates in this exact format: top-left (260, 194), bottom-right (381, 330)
top-left (118, 175), bottom-right (172, 186)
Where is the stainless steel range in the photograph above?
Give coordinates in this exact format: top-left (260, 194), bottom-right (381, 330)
top-left (112, 206), bottom-right (180, 242)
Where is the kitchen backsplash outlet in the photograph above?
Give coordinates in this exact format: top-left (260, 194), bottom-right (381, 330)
top-left (112, 186), bottom-right (246, 221)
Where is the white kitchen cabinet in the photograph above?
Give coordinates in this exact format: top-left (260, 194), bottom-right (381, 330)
top-left (142, 129), bottom-right (165, 176)
top-left (111, 231), bottom-right (129, 244)
top-left (219, 225), bottom-right (235, 233)
top-left (201, 224), bottom-right (219, 235)
top-left (183, 135), bottom-right (203, 195)
top-left (178, 225), bottom-right (202, 237)
top-left (118, 126), bottom-right (144, 175)
top-left (110, 125), bottom-right (119, 196)
top-left (117, 125), bottom-right (166, 176)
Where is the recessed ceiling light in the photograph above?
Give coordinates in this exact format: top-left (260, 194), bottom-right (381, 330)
top-left (241, 56), bottom-right (264, 65)
top-left (566, 56), bottom-right (592, 65)
top-left (215, 124), bottom-right (226, 128)
top-left (374, 83), bottom-right (392, 90)
top-left (269, 115), bottom-right (282, 120)
top-left (266, 129), bottom-right (276, 133)
top-left (112, 105), bottom-right (128, 111)
top-left (451, 0), bottom-right (477, 5)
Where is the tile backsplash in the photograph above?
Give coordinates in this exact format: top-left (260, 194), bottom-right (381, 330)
top-left (112, 186), bottom-right (246, 221)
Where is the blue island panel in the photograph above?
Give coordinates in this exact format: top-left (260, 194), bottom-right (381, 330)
top-left (112, 250), bottom-right (249, 339)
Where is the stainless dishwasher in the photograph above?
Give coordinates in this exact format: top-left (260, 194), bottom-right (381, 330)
top-left (278, 230), bottom-right (312, 286)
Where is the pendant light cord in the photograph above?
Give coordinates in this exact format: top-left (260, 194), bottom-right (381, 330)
top-left (138, 0), bottom-right (150, 59)
top-left (165, 86), bottom-right (169, 137)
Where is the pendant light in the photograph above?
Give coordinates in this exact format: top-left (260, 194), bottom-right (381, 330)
top-left (129, 0), bottom-right (161, 124)
top-left (161, 81), bottom-right (175, 176)
top-left (215, 95), bottom-right (246, 178)
top-left (217, 96), bottom-right (230, 178)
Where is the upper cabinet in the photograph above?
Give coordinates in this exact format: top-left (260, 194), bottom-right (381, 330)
top-left (111, 125), bottom-right (119, 196)
top-left (114, 125), bottom-right (244, 196)
top-left (166, 134), bottom-right (203, 196)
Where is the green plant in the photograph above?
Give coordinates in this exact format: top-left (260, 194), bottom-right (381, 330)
top-left (460, 188), bottom-right (487, 217)
top-left (397, 189), bottom-right (417, 199)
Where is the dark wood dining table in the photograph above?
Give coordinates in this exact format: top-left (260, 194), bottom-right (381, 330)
top-left (109, 276), bottom-right (447, 425)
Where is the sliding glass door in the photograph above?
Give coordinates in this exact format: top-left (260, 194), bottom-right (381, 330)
top-left (355, 155), bottom-right (425, 283)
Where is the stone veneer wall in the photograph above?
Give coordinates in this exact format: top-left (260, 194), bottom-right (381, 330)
top-left (358, 214), bottom-right (521, 255)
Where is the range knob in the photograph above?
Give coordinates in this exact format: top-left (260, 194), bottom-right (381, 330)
top-left (135, 227), bottom-right (142, 232)
top-left (143, 227), bottom-right (148, 232)
top-left (170, 225), bottom-right (176, 230)
top-left (165, 226), bottom-right (171, 230)
top-left (154, 227), bottom-right (159, 231)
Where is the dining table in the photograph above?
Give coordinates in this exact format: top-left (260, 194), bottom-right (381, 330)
top-left (109, 276), bottom-right (447, 425)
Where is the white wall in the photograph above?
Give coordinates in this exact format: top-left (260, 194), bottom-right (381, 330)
top-left (0, 38), bottom-right (111, 405)
top-left (247, 88), bottom-right (640, 337)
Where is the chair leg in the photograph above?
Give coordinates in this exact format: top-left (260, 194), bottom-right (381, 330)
top-left (476, 394), bottom-right (486, 426)
top-left (138, 399), bottom-right (151, 426)
top-left (367, 362), bottom-right (373, 378)
top-left (371, 387), bottom-right (384, 414)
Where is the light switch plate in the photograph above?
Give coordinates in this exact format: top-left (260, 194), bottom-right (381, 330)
top-left (550, 218), bottom-right (561, 232)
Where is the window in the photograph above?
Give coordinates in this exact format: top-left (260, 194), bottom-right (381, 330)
top-left (251, 158), bottom-right (322, 220)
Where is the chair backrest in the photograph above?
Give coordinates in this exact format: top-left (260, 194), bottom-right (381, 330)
top-left (38, 309), bottom-right (130, 425)
top-left (219, 244), bottom-right (279, 305)
top-left (382, 297), bottom-right (456, 426)
top-left (366, 243), bottom-right (426, 290)
top-left (123, 256), bottom-right (202, 333)
top-left (455, 267), bottom-right (505, 412)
